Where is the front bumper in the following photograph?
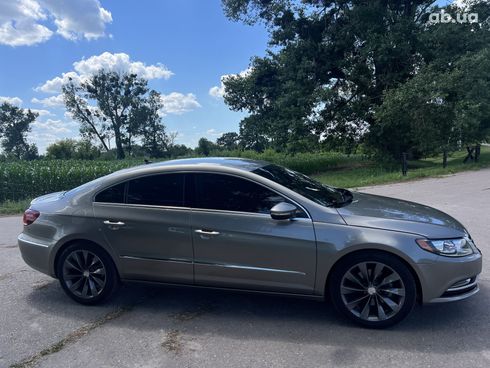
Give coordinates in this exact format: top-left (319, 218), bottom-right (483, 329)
top-left (417, 252), bottom-right (482, 303)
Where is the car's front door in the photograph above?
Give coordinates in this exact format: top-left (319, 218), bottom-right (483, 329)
top-left (93, 173), bottom-right (193, 284)
top-left (189, 173), bottom-right (317, 294)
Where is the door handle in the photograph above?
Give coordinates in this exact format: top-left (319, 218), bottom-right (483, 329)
top-left (103, 220), bottom-right (125, 230)
top-left (195, 229), bottom-right (220, 236)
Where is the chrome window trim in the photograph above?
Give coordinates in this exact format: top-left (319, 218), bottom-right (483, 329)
top-left (92, 169), bottom-right (312, 220)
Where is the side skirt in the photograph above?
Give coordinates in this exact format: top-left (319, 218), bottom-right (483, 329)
top-left (120, 278), bottom-right (325, 301)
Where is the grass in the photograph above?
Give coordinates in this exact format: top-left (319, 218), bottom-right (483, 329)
top-left (312, 145), bottom-right (490, 188)
top-left (1, 146), bottom-right (489, 215)
top-left (0, 199), bottom-right (31, 216)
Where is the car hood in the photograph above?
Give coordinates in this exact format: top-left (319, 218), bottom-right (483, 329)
top-left (337, 192), bottom-right (466, 238)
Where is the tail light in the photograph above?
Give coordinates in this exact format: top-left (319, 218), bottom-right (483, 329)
top-left (23, 209), bottom-right (40, 226)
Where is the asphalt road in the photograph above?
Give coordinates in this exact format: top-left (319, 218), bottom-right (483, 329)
top-left (1, 169), bottom-right (489, 368)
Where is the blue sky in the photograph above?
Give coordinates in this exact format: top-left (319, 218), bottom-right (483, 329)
top-left (0, 0), bottom-right (269, 152)
top-left (0, 0), bottom-right (457, 152)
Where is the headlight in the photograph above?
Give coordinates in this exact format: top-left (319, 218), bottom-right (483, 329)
top-left (416, 238), bottom-right (475, 257)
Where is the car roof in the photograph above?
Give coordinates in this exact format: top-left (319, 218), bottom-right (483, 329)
top-left (140, 157), bottom-right (269, 172)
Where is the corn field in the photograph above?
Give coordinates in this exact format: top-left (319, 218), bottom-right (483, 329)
top-left (0, 159), bottom-right (141, 202)
top-left (0, 152), bottom-right (365, 203)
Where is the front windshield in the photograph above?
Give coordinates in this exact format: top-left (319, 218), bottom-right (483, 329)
top-left (253, 164), bottom-right (350, 207)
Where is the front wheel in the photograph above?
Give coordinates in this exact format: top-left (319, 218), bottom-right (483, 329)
top-left (329, 252), bottom-right (416, 328)
top-left (57, 242), bottom-right (119, 305)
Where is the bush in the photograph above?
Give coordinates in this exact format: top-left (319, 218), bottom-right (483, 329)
top-left (46, 139), bottom-right (101, 160)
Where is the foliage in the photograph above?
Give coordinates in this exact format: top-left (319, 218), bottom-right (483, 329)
top-left (46, 139), bottom-right (101, 160)
top-left (62, 70), bottom-right (169, 159)
top-left (216, 132), bottom-right (240, 150)
top-left (220, 0), bottom-right (490, 157)
top-left (196, 138), bottom-right (217, 156)
top-left (0, 102), bottom-right (39, 160)
top-left (137, 90), bottom-right (170, 158)
top-left (0, 159), bottom-right (140, 202)
top-left (1, 147), bottom-right (490, 208)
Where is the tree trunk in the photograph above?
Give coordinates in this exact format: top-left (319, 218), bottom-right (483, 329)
top-left (114, 126), bottom-right (125, 159)
top-left (442, 149), bottom-right (448, 168)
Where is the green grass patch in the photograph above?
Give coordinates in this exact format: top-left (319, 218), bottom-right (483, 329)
top-left (313, 146), bottom-right (490, 188)
top-left (0, 199), bottom-right (31, 215)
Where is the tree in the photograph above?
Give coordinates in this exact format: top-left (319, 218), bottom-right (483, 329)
top-left (196, 138), bottom-right (216, 156)
top-left (375, 49), bottom-right (490, 160)
top-left (0, 102), bottom-right (38, 159)
top-left (221, 0), bottom-right (490, 156)
top-left (46, 139), bottom-right (101, 160)
top-left (63, 70), bottom-right (154, 159)
top-left (168, 143), bottom-right (192, 158)
top-left (216, 132), bottom-right (240, 150)
top-left (136, 91), bottom-right (170, 158)
top-left (46, 139), bottom-right (78, 159)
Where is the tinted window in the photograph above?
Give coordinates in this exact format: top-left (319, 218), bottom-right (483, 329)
top-left (127, 174), bottom-right (184, 207)
top-left (95, 182), bottom-right (126, 203)
top-left (194, 173), bottom-right (295, 214)
top-left (253, 164), bottom-right (350, 207)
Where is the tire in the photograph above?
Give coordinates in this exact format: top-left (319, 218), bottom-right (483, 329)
top-left (56, 242), bottom-right (119, 305)
top-left (329, 251), bottom-right (416, 328)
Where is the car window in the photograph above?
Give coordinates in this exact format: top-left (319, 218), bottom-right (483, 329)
top-left (193, 173), bottom-right (305, 216)
top-left (94, 182), bottom-right (126, 203)
top-left (127, 173), bottom-right (184, 207)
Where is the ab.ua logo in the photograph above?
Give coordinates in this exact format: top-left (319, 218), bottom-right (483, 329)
top-left (428, 10), bottom-right (478, 24)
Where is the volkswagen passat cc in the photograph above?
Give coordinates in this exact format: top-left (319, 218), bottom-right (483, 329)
top-left (18, 158), bottom-right (482, 328)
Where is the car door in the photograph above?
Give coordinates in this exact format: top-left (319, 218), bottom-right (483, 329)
top-left (189, 172), bottom-right (317, 294)
top-left (93, 173), bottom-right (194, 284)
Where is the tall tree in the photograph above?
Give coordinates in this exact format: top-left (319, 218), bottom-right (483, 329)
top-left (0, 102), bottom-right (38, 159)
top-left (376, 49), bottom-right (490, 159)
top-left (221, 0), bottom-right (490, 156)
top-left (63, 70), bottom-right (151, 159)
top-left (136, 91), bottom-right (170, 158)
top-left (217, 132), bottom-right (240, 150)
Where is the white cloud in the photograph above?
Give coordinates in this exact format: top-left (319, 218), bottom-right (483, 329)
top-left (34, 72), bottom-right (80, 93)
top-left (36, 52), bottom-right (173, 93)
top-left (160, 92), bottom-right (201, 115)
top-left (0, 96), bottom-right (23, 106)
top-left (28, 118), bottom-right (79, 153)
top-left (209, 68), bottom-right (252, 99)
top-left (40, 0), bottom-right (112, 41)
top-left (0, 0), bottom-right (111, 46)
top-left (73, 52), bottom-right (173, 80)
top-left (205, 128), bottom-right (223, 137)
top-left (31, 94), bottom-right (64, 107)
top-left (32, 118), bottom-right (76, 133)
top-left (30, 108), bottom-right (54, 116)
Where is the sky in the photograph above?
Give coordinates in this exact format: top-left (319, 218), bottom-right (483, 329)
top-left (0, 0), bottom-right (460, 153)
top-left (0, 0), bottom-right (269, 152)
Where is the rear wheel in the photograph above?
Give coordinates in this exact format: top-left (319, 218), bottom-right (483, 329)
top-left (57, 243), bottom-right (119, 305)
top-left (329, 252), bottom-right (416, 328)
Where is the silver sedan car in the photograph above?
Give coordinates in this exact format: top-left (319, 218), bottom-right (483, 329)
top-left (18, 158), bottom-right (482, 328)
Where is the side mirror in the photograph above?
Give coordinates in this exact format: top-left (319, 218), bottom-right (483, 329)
top-left (270, 202), bottom-right (298, 220)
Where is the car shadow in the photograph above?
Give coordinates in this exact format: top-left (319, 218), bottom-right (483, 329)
top-left (26, 278), bottom-right (490, 356)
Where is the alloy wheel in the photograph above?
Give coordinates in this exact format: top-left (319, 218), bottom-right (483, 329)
top-left (340, 261), bottom-right (406, 321)
top-left (62, 250), bottom-right (107, 299)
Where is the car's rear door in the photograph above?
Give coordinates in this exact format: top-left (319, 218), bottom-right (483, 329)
top-left (189, 172), bottom-right (317, 294)
top-left (93, 173), bottom-right (194, 284)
